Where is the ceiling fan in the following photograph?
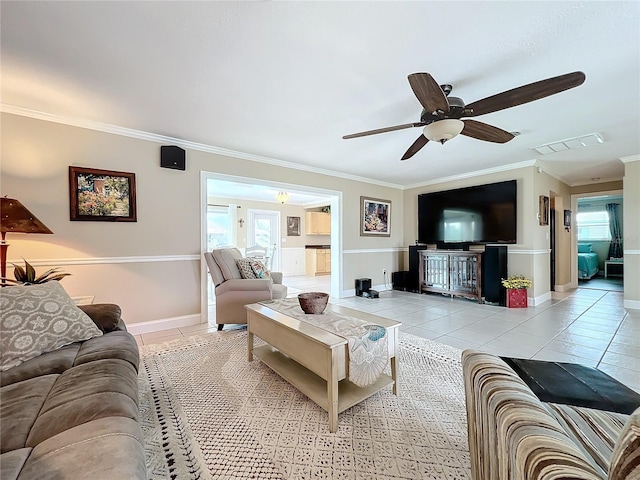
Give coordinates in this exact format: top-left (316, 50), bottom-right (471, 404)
top-left (343, 71), bottom-right (586, 160)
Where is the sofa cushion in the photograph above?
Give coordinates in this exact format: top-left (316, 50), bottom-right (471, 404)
top-left (0, 344), bottom-right (80, 388)
top-left (609, 406), bottom-right (640, 480)
top-left (545, 403), bottom-right (628, 476)
top-left (74, 330), bottom-right (140, 373)
top-left (26, 359), bottom-right (139, 447)
top-left (0, 375), bottom-right (57, 453)
top-left (0, 448), bottom-right (32, 480)
top-left (236, 258), bottom-right (257, 279)
top-left (0, 282), bottom-right (103, 371)
top-left (78, 303), bottom-right (122, 333)
top-left (19, 417), bottom-right (146, 480)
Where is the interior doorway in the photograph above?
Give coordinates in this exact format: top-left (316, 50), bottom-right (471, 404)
top-left (200, 171), bottom-right (342, 324)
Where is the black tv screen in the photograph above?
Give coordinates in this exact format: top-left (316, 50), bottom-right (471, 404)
top-left (418, 180), bottom-right (517, 245)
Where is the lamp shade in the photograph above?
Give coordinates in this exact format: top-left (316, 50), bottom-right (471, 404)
top-left (1, 197), bottom-right (53, 235)
top-left (422, 119), bottom-right (465, 143)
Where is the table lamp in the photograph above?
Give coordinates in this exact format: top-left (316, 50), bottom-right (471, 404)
top-left (1, 197), bottom-right (53, 284)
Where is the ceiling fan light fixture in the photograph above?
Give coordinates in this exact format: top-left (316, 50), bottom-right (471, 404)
top-left (423, 119), bottom-right (465, 144)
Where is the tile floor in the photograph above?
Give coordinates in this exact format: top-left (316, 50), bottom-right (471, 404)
top-left (135, 274), bottom-right (640, 393)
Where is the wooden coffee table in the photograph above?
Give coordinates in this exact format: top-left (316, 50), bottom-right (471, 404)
top-left (245, 302), bottom-right (401, 433)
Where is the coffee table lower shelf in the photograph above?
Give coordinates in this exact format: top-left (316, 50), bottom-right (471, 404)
top-left (253, 345), bottom-right (395, 415)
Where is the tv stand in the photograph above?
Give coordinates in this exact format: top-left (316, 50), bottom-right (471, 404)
top-left (418, 250), bottom-right (482, 303)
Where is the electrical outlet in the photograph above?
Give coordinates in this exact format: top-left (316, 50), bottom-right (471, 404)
top-left (382, 268), bottom-right (387, 276)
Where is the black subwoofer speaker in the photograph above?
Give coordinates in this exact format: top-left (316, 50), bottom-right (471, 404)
top-left (161, 145), bottom-right (186, 171)
top-left (483, 245), bottom-right (508, 306)
top-left (355, 278), bottom-right (371, 297)
top-left (392, 271), bottom-right (408, 291)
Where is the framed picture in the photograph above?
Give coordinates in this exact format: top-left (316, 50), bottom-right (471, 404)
top-left (69, 166), bottom-right (137, 222)
top-left (360, 196), bottom-right (391, 237)
top-left (538, 195), bottom-right (549, 226)
top-left (287, 216), bottom-right (300, 236)
top-left (564, 209), bottom-right (572, 227)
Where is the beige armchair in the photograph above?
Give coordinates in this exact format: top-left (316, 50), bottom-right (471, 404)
top-left (203, 246), bottom-right (288, 330)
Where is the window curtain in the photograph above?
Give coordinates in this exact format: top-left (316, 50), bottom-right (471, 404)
top-left (606, 203), bottom-right (623, 259)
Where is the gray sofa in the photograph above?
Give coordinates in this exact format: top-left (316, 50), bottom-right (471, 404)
top-left (0, 303), bottom-right (146, 480)
top-left (462, 350), bottom-right (640, 480)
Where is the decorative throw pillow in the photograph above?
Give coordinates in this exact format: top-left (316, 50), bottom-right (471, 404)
top-left (609, 406), bottom-right (640, 480)
top-left (250, 259), bottom-right (271, 279)
top-left (236, 258), bottom-right (257, 279)
top-left (0, 281), bottom-right (103, 372)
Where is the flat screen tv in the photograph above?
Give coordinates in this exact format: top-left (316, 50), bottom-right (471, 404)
top-left (418, 180), bottom-right (517, 246)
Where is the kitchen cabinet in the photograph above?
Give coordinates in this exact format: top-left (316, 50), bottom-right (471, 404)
top-left (305, 212), bottom-right (331, 235)
top-left (305, 248), bottom-right (331, 275)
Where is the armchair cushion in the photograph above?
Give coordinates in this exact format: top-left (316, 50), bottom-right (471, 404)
top-left (211, 247), bottom-right (243, 281)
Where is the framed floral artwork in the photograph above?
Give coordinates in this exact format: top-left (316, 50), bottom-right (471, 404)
top-left (69, 166), bottom-right (137, 221)
top-left (360, 197), bottom-right (391, 237)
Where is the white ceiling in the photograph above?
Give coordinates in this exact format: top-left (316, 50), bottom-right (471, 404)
top-left (2, 1), bottom-right (639, 188)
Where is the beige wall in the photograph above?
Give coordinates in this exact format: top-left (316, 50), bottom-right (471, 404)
top-left (2, 113), bottom-right (638, 323)
top-left (1, 113), bottom-right (404, 325)
top-left (621, 158), bottom-right (640, 309)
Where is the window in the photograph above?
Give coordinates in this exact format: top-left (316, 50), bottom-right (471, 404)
top-left (207, 206), bottom-right (230, 250)
top-left (576, 211), bottom-right (611, 241)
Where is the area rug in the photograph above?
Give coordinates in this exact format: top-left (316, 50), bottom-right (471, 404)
top-left (138, 329), bottom-right (471, 479)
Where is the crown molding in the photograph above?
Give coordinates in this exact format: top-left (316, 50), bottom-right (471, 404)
top-left (1, 104), bottom-right (404, 190)
top-left (403, 159), bottom-right (537, 190)
top-left (620, 154), bottom-right (640, 163)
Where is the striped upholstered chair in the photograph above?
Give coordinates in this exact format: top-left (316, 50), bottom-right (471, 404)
top-left (462, 350), bottom-right (640, 480)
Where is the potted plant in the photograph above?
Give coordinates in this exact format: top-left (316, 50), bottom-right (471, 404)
top-left (5, 259), bottom-right (71, 285)
top-left (501, 275), bottom-right (532, 308)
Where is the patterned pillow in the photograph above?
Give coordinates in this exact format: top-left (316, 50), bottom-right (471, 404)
top-left (0, 281), bottom-right (103, 371)
top-left (236, 258), bottom-right (257, 279)
top-left (609, 406), bottom-right (640, 480)
top-left (250, 259), bottom-right (271, 279)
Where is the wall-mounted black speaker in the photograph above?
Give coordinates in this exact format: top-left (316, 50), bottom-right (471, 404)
top-left (161, 146), bottom-right (186, 171)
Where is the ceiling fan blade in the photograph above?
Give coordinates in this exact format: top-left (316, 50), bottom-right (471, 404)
top-left (401, 134), bottom-right (429, 160)
top-left (461, 119), bottom-right (514, 143)
top-left (464, 71), bottom-right (586, 117)
top-left (408, 73), bottom-right (450, 114)
top-left (343, 122), bottom-right (424, 139)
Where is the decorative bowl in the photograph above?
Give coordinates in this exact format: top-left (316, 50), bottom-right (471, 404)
top-left (298, 292), bottom-right (329, 314)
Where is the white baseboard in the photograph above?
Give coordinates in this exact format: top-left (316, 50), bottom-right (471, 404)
top-left (554, 283), bottom-right (573, 292)
top-left (531, 292), bottom-right (552, 306)
top-left (624, 299), bottom-right (640, 311)
top-left (127, 313), bottom-right (203, 335)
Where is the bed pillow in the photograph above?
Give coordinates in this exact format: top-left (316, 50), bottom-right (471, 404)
top-left (236, 258), bottom-right (257, 279)
top-left (0, 281), bottom-right (103, 371)
top-left (578, 243), bottom-right (592, 253)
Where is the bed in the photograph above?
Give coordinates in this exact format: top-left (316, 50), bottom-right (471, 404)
top-left (578, 243), bottom-right (599, 279)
